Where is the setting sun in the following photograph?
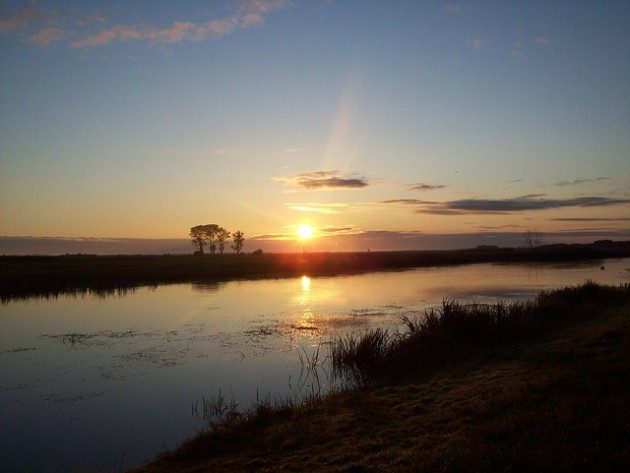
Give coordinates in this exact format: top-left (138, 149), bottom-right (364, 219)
top-left (297, 224), bottom-right (314, 240)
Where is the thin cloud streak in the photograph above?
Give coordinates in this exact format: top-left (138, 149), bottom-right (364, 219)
top-left (409, 183), bottom-right (446, 191)
top-left (444, 4), bottom-right (461, 14)
top-left (534, 36), bottom-right (555, 45)
top-left (0, 2), bottom-right (39, 32)
top-left (71, 0), bottom-right (291, 48)
top-left (471, 37), bottom-right (489, 50)
top-left (287, 203), bottom-right (348, 214)
top-left (551, 217), bottom-right (630, 222)
top-left (29, 26), bottom-right (65, 45)
top-left (554, 177), bottom-right (611, 187)
top-left (381, 196), bottom-right (630, 215)
top-left (275, 170), bottom-right (368, 190)
top-left (319, 226), bottom-right (359, 235)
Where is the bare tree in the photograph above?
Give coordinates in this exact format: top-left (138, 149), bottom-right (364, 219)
top-left (524, 229), bottom-right (544, 249)
top-left (216, 227), bottom-right (231, 254)
top-left (190, 225), bottom-right (207, 255)
top-left (231, 230), bottom-right (245, 254)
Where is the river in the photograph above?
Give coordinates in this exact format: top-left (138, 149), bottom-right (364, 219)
top-left (1, 258), bottom-right (628, 472)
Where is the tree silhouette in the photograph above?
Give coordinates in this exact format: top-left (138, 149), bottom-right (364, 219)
top-left (190, 225), bottom-right (207, 255)
top-left (524, 229), bottom-right (544, 249)
top-left (231, 230), bottom-right (245, 254)
top-left (216, 227), bottom-right (231, 254)
top-left (191, 224), bottom-right (243, 255)
top-left (203, 224), bottom-right (219, 255)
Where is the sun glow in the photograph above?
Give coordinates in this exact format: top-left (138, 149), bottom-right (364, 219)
top-left (297, 224), bottom-right (314, 240)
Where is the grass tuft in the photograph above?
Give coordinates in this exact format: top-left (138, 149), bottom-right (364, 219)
top-left (331, 282), bottom-right (630, 385)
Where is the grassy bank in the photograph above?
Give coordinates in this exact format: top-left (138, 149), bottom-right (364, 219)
top-left (134, 283), bottom-right (629, 472)
top-left (2, 241), bottom-right (629, 301)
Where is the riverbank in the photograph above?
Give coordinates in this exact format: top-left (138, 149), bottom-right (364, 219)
top-left (2, 241), bottom-right (629, 301)
top-left (134, 283), bottom-right (629, 472)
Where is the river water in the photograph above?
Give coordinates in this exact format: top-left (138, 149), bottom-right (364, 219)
top-left (1, 258), bottom-right (629, 472)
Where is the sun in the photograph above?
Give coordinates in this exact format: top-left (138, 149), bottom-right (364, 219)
top-left (297, 224), bottom-right (314, 240)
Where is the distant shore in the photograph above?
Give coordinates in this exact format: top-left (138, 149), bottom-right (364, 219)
top-left (1, 241), bottom-right (629, 302)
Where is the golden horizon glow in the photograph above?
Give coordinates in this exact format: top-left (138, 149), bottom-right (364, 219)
top-left (297, 224), bottom-right (314, 240)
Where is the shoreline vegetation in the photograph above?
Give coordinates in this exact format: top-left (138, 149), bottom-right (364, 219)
top-left (134, 282), bottom-right (630, 472)
top-left (1, 240), bottom-right (629, 302)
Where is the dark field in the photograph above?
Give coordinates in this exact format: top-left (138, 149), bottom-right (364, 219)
top-left (134, 283), bottom-right (630, 472)
top-left (2, 241), bottom-right (629, 301)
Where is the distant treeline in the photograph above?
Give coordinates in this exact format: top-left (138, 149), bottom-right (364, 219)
top-left (1, 241), bottom-right (629, 302)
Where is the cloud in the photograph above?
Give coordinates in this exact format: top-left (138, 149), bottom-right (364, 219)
top-left (477, 224), bottom-right (524, 230)
top-left (276, 170), bottom-right (368, 190)
top-left (76, 13), bottom-right (107, 28)
top-left (251, 232), bottom-right (291, 240)
top-left (534, 36), bottom-right (554, 45)
top-left (382, 195), bottom-right (630, 215)
top-left (71, 0), bottom-right (291, 48)
top-left (470, 37), bottom-right (489, 50)
top-left (409, 183), bottom-right (446, 191)
top-left (554, 177), bottom-right (612, 187)
top-left (444, 4), bottom-right (461, 14)
top-left (280, 148), bottom-right (306, 154)
top-left (551, 217), bottom-right (630, 222)
top-left (0, 2), bottom-right (39, 33)
top-left (29, 26), bottom-right (65, 45)
top-left (319, 226), bottom-right (360, 235)
top-left (287, 203), bottom-right (348, 214)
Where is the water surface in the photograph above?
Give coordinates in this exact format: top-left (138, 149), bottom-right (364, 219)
top-left (1, 258), bottom-right (628, 472)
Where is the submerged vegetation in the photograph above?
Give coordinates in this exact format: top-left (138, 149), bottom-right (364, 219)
top-left (1, 241), bottom-right (629, 301)
top-left (135, 282), bottom-right (630, 472)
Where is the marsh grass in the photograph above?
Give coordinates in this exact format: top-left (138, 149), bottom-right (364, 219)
top-left (332, 281), bottom-right (630, 385)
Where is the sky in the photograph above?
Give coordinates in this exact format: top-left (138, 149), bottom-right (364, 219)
top-left (1, 0), bottom-right (629, 253)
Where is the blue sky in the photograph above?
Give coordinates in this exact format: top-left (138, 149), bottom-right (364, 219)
top-left (1, 1), bottom-right (629, 250)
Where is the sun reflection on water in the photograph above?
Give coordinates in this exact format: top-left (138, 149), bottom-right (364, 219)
top-left (301, 275), bottom-right (311, 292)
top-left (294, 275), bottom-right (317, 331)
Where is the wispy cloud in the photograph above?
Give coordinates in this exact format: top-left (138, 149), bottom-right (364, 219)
top-left (280, 147), bottom-right (307, 154)
top-left (382, 199), bottom-right (431, 205)
top-left (287, 203), bottom-right (348, 214)
top-left (0, 2), bottom-right (39, 33)
top-left (76, 13), bottom-right (107, 28)
top-left (251, 232), bottom-right (292, 240)
top-left (71, 0), bottom-right (291, 48)
top-left (319, 225), bottom-right (361, 235)
top-left (534, 36), bottom-right (555, 45)
top-left (470, 37), bottom-right (489, 50)
top-left (551, 217), bottom-right (630, 222)
top-left (382, 195), bottom-right (630, 215)
top-left (477, 224), bottom-right (524, 230)
top-left (408, 183), bottom-right (445, 191)
top-left (554, 177), bottom-right (611, 187)
top-left (444, 4), bottom-right (461, 14)
top-left (29, 26), bottom-right (65, 45)
top-left (275, 170), bottom-right (368, 190)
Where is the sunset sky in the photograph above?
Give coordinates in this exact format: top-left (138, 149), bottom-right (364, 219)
top-left (1, 1), bottom-right (629, 252)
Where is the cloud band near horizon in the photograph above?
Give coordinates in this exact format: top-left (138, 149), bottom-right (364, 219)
top-left (382, 196), bottom-right (630, 215)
